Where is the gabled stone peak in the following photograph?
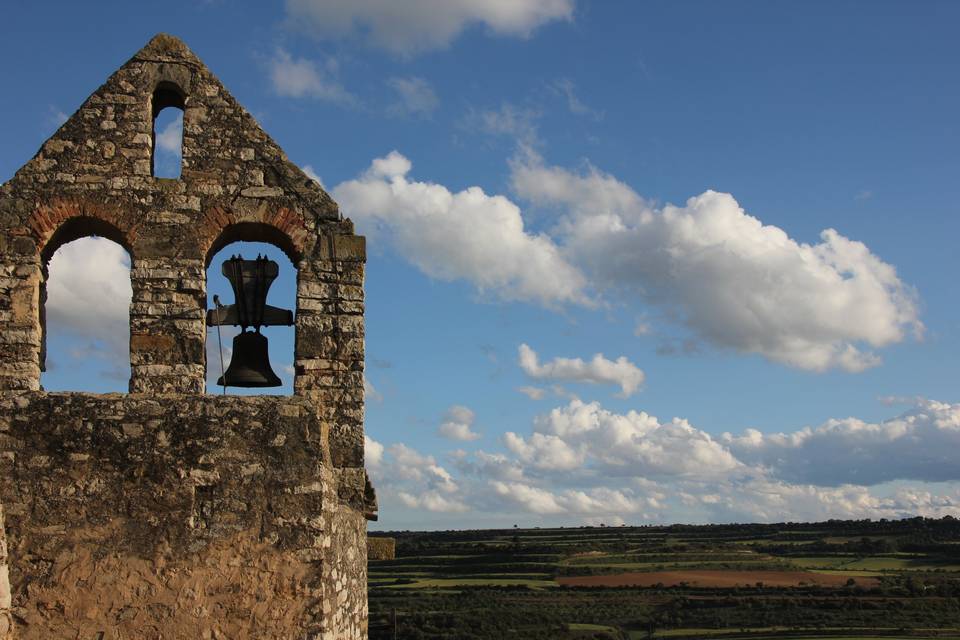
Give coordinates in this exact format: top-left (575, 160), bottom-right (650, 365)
top-left (136, 33), bottom-right (202, 64)
top-left (1, 31), bottom-right (343, 245)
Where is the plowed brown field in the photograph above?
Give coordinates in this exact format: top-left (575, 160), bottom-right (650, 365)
top-left (557, 569), bottom-right (879, 588)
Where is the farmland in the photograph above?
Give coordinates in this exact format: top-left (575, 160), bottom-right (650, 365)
top-left (368, 517), bottom-right (960, 639)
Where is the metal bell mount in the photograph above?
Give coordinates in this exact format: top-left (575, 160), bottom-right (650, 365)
top-left (206, 254), bottom-right (294, 388)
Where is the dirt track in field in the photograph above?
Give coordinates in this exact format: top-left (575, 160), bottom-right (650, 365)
top-left (557, 569), bottom-right (879, 588)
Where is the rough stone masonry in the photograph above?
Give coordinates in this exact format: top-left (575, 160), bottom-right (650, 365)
top-left (0, 34), bottom-right (375, 639)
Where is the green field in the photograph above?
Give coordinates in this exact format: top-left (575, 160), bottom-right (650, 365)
top-left (369, 517), bottom-right (960, 639)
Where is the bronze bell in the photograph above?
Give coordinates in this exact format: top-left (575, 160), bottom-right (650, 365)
top-left (217, 330), bottom-right (282, 387)
top-left (206, 254), bottom-right (294, 389)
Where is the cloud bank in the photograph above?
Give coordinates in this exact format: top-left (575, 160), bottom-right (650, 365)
top-left (723, 399), bottom-right (960, 486)
top-left (370, 398), bottom-right (960, 525)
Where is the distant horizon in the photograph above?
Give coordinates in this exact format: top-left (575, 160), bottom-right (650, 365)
top-left (2, 1), bottom-right (958, 530)
top-left (370, 513), bottom-right (959, 535)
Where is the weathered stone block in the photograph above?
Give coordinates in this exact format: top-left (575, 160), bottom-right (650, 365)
top-left (367, 536), bottom-right (395, 561)
top-left (330, 422), bottom-right (364, 468)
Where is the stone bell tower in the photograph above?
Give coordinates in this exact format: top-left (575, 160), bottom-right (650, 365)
top-left (0, 34), bottom-right (374, 639)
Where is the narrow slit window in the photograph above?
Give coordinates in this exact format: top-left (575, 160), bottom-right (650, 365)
top-left (151, 82), bottom-right (185, 179)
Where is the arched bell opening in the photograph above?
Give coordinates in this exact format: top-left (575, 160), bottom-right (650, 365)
top-left (205, 239), bottom-right (296, 396)
top-left (39, 222), bottom-right (133, 392)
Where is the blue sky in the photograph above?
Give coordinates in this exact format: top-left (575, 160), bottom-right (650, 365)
top-left (3, 1), bottom-right (960, 529)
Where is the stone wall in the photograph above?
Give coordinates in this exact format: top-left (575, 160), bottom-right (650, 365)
top-left (0, 503), bottom-right (10, 640)
top-left (0, 393), bottom-right (370, 639)
top-left (0, 34), bottom-right (373, 638)
top-left (367, 537), bottom-right (396, 561)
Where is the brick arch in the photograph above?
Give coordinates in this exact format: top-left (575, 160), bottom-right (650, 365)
top-left (200, 207), bottom-right (310, 268)
top-left (29, 198), bottom-right (136, 265)
top-left (28, 201), bottom-right (134, 381)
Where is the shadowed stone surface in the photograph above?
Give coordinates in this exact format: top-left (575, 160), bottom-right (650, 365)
top-left (0, 34), bottom-right (373, 639)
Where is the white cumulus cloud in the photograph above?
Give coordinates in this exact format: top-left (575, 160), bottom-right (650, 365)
top-left (398, 490), bottom-right (469, 513)
top-left (519, 399), bottom-right (741, 477)
top-left (503, 431), bottom-right (583, 471)
top-left (518, 343), bottom-right (645, 397)
top-left (480, 397), bottom-right (960, 523)
top-left (511, 153), bottom-right (922, 372)
top-left (365, 439), bottom-right (471, 514)
top-left (372, 398), bottom-right (960, 525)
top-left (365, 435), bottom-right (385, 468)
top-left (454, 450), bottom-right (527, 482)
top-left (333, 148), bottom-right (919, 373)
top-left (285, 0), bottom-right (575, 56)
top-left (333, 151), bottom-right (589, 306)
top-left (364, 374), bottom-right (383, 403)
top-left (45, 237), bottom-right (131, 380)
top-left (388, 443), bottom-right (460, 494)
top-left (368, 397), bottom-right (960, 525)
top-left (491, 481), bottom-right (654, 517)
top-left (155, 112), bottom-right (182, 156)
top-left (439, 404), bottom-right (481, 441)
top-left (269, 49), bottom-right (356, 104)
top-left (693, 477), bottom-right (960, 523)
